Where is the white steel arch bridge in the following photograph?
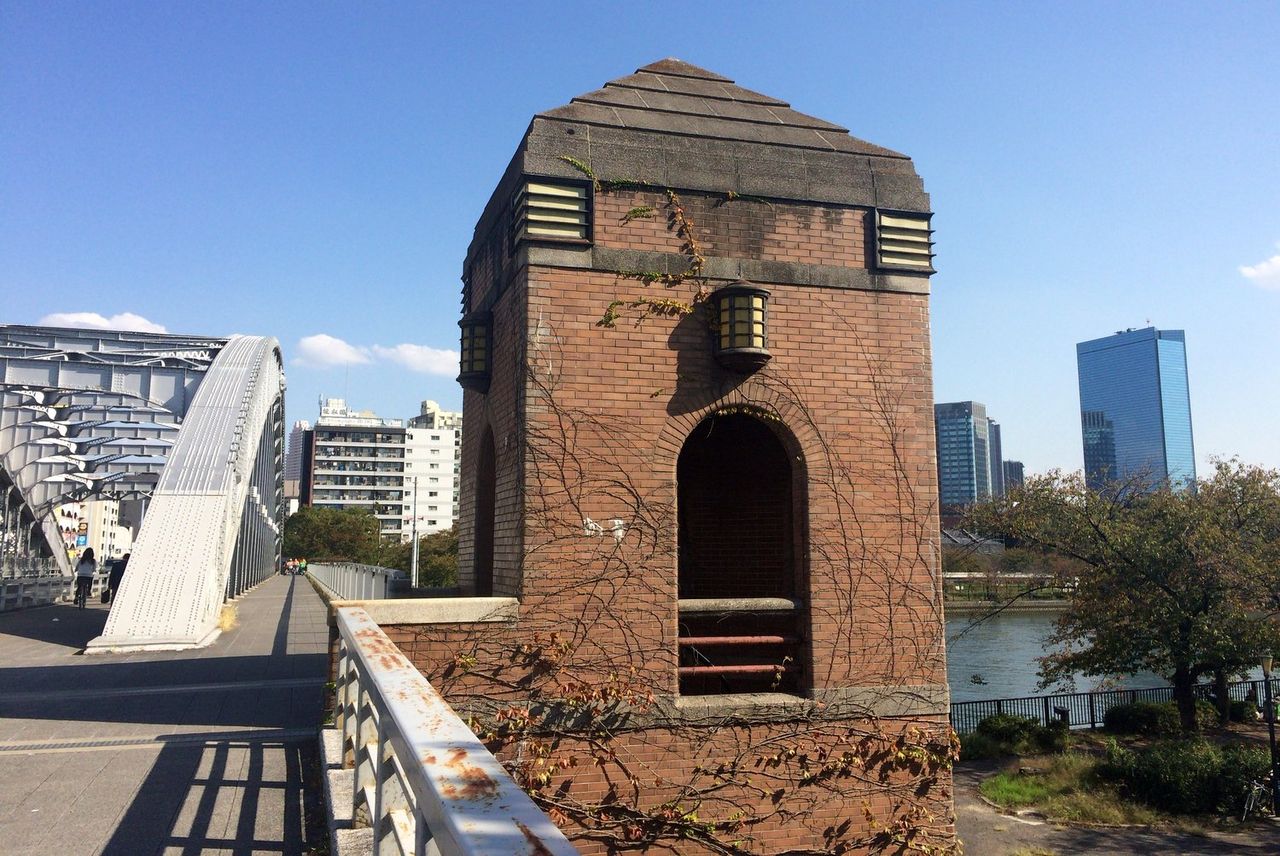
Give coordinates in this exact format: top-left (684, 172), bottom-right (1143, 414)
top-left (0, 325), bottom-right (285, 650)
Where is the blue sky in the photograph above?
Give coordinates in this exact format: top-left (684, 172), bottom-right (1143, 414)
top-left (3, 2), bottom-right (1277, 475)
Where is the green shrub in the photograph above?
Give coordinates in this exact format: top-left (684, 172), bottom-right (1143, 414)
top-left (1193, 699), bottom-right (1219, 730)
top-left (959, 731), bottom-right (1006, 761)
top-left (1103, 701), bottom-right (1181, 735)
top-left (1124, 739), bottom-right (1222, 813)
top-left (1103, 699), bottom-right (1218, 735)
top-left (1229, 699), bottom-right (1256, 722)
top-left (1035, 719), bottom-right (1070, 753)
top-left (1215, 744), bottom-right (1271, 813)
top-left (961, 714), bottom-right (1069, 760)
top-left (976, 713), bottom-right (1041, 744)
top-left (1097, 736), bottom-right (1135, 781)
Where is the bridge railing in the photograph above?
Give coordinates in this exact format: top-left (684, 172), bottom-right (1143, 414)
top-left (308, 562), bottom-right (403, 601)
top-left (951, 677), bottom-right (1280, 734)
top-left (334, 606), bottom-right (578, 855)
top-left (1, 556), bottom-right (60, 579)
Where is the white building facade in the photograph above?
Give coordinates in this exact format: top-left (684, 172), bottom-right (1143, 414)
top-left (302, 399), bottom-right (462, 542)
top-left (407, 400), bottom-right (462, 531)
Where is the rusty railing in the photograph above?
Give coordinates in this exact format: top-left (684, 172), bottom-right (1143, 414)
top-left (334, 606), bottom-right (579, 855)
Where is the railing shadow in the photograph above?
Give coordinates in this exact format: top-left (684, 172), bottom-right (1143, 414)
top-left (100, 736), bottom-right (320, 856)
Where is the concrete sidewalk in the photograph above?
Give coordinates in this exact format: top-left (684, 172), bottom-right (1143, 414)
top-left (0, 575), bottom-right (328, 856)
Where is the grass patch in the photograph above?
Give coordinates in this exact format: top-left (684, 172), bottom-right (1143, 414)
top-left (980, 752), bottom-right (1162, 826)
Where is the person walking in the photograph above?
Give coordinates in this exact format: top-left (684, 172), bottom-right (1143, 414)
top-left (108, 553), bottom-right (129, 602)
top-left (74, 548), bottom-right (96, 608)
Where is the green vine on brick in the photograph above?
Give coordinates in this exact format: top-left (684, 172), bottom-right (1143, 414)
top-left (558, 155), bottom-right (709, 329)
top-left (621, 206), bottom-right (656, 224)
top-left (598, 297), bottom-right (695, 329)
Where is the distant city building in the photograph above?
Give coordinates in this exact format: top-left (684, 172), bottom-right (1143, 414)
top-left (283, 419), bottom-right (310, 501)
top-left (300, 398), bottom-right (459, 541)
top-left (935, 401), bottom-right (993, 507)
top-left (54, 499), bottom-right (134, 563)
top-left (1003, 460), bottom-right (1025, 490)
top-left (1076, 327), bottom-right (1196, 490)
top-left (987, 418), bottom-right (1005, 498)
top-left (411, 399), bottom-right (462, 432)
top-left (408, 400), bottom-right (462, 527)
top-left (301, 398), bottom-right (410, 541)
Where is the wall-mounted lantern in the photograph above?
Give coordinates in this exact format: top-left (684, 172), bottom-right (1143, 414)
top-left (712, 281), bottom-right (771, 372)
top-left (457, 311), bottom-right (492, 392)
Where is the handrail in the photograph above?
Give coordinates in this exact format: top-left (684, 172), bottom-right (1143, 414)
top-left (308, 562), bottom-right (402, 600)
top-left (334, 606), bottom-right (578, 855)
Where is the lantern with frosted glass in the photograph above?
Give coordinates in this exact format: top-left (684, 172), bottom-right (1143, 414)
top-left (457, 311), bottom-right (492, 392)
top-left (712, 281), bottom-right (771, 372)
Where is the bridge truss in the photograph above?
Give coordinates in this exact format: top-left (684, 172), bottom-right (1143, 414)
top-left (0, 325), bottom-right (286, 649)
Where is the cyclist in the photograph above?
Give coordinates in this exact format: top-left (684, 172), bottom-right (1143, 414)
top-left (74, 547), bottom-right (96, 608)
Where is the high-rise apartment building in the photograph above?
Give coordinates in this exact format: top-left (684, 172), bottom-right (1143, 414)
top-left (283, 419), bottom-right (310, 502)
top-left (408, 400), bottom-right (462, 527)
top-left (935, 401), bottom-right (992, 507)
top-left (301, 399), bottom-right (408, 540)
top-left (1076, 327), bottom-right (1196, 490)
top-left (300, 399), bottom-right (460, 541)
top-left (987, 418), bottom-right (1005, 498)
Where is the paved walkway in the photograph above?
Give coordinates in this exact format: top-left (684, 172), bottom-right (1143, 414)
top-left (0, 575), bottom-right (328, 856)
top-left (954, 760), bottom-right (1278, 854)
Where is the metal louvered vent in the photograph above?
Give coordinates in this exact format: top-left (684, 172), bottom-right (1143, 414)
top-left (513, 178), bottom-right (591, 244)
top-left (875, 210), bottom-right (935, 273)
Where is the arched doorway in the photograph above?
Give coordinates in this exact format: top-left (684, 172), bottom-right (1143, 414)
top-left (472, 427), bottom-right (496, 597)
top-left (677, 412), bottom-right (804, 695)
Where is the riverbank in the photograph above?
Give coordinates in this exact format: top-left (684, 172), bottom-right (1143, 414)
top-left (945, 599), bottom-right (1070, 615)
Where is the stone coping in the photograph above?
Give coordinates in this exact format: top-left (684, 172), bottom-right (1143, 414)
top-left (451, 684), bottom-right (950, 731)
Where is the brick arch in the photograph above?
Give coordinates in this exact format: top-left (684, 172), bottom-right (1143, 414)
top-left (651, 378), bottom-right (828, 484)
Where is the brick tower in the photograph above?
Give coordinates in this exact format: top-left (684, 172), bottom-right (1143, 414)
top-left (408, 60), bottom-right (952, 853)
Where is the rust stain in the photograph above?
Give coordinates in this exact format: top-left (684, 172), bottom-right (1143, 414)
top-left (456, 765), bottom-right (499, 799)
top-left (437, 748), bottom-right (500, 800)
top-left (516, 820), bottom-right (555, 856)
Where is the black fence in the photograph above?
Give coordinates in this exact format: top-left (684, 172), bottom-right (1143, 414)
top-left (951, 677), bottom-right (1280, 734)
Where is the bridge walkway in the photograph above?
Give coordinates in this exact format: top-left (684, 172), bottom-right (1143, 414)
top-left (0, 575), bottom-right (328, 856)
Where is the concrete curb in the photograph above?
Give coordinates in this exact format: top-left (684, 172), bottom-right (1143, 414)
top-left (321, 727), bottom-right (373, 855)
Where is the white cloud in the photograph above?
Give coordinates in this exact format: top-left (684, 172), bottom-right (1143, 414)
top-left (294, 334), bottom-right (372, 368)
top-left (1240, 242), bottom-right (1280, 291)
top-left (38, 311), bottom-right (168, 333)
top-left (370, 343), bottom-right (458, 376)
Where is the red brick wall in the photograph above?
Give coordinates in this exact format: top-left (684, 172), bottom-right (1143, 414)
top-left (433, 183), bottom-right (951, 853)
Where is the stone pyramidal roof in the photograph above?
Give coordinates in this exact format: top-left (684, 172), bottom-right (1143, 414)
top-left (469, 60), bottom-right (929, 261)
top-left (537, 58), bottom-right (907, 159)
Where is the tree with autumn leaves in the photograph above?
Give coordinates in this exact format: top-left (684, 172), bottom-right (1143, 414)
top-left (969, 459), bottom-right (1280, 732)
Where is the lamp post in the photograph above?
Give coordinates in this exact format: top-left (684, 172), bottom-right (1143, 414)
top-left (1262, 653), bottom-right (1279, 811)
top-left (410, 476), bottom-right (419, 588)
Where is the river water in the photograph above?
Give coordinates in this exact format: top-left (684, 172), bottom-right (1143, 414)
top-left (945, 610), bottom-right (1166, 702)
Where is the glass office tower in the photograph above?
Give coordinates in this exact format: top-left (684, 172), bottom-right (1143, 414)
top-left (1076, 327), bottom-right (1196, 490)
top-left (935, 401), bottom-right (992, 506)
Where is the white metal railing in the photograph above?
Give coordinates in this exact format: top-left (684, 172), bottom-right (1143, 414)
top-left (0, 570), bottom-right (110, 612)
top-left (308, 562), bottom-right (401, 600)
top-left (334, 606), bottom-right (578, 855)
top-left (1, 556), bottom-right (60, 579)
